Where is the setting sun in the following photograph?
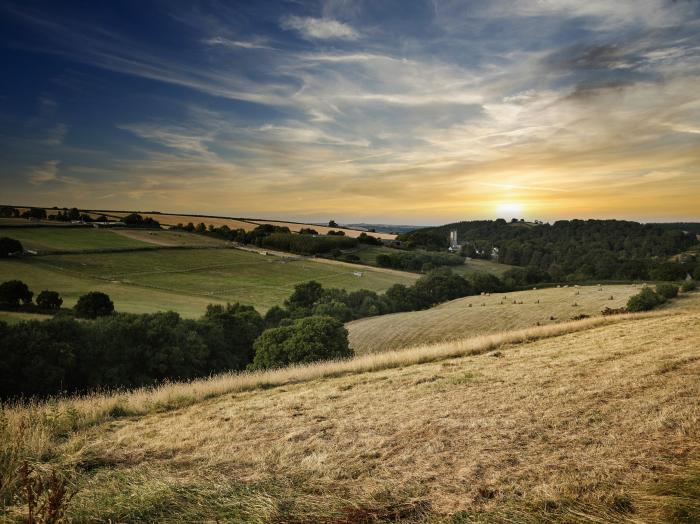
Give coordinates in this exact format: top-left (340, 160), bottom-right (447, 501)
top-left (496, 202), bottom-right (524, 219)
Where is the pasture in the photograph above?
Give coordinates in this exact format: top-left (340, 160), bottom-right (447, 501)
top-left (0, 248), bottom-right (417, 315)
top-left (0, 226), bottom-right (151, 252)
top-left (112, 228), bottom-right (230, 247)
top-left (347, 284), bottom-right (640, 354)
top-left (3, 297), bottom-right (698, 522)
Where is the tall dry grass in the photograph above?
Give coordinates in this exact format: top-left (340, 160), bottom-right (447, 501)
top-left (0, 309), bottom-right (666, 507)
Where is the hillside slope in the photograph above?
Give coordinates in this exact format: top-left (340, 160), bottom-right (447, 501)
top-left (8, 295), bottom-right (698, 522)
top-left (348, 284), bottom-right (640, 354)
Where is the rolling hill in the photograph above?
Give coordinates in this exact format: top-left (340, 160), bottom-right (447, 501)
top-left (0, 244), bottom-right (417, 316)
top-left (7, 206), bottom-right (398, 240)
top-left (2, 293), bottom-right (698, 522)
top-left (347, 284), bottom-right (640, 354)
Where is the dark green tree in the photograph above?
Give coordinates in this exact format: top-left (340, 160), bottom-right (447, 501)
top-left (627, 287), bottom-right (664, 312)
top-left (0, 280), bottom-right (33, 307)
top-left (285, 281), bottom-right (324, 310)
top-left (0, 237), bottom-right (23, 257)
top-left (36, 290), bottom-right (63, 310)
top-left (250, 316), bottom-right (351, 370)
top-left (74, 291), bottom-right (114, 319)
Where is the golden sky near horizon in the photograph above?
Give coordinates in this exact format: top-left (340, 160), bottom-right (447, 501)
top-left (1, 1), bottom-right (699, 224)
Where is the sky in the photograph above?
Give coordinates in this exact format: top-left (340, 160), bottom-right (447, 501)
top-left (1, 0), bottom-right (699, 225)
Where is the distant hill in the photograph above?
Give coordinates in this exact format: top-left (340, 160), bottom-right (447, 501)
top-left (344, 223), bottom-right (425, 234)
top-left (400, 219), bottom-right (698, 281)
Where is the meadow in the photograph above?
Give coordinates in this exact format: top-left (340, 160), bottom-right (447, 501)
top-left (347, 284), bottom-right (640, 354)
top-left (1, 295), bottom-right (697, 522)
top-left (0, 247), bottom-right (417, 315)
top-left (0, 226), bottom-right (152, 252)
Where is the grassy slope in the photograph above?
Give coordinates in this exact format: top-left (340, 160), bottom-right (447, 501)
top-left (0, 227), bottom-right (152, 252)
top-left (347, 284), bottom-right (640, 354)
top-left (0, 248), bottom-right (416, 316)
top-left (7, 295), bottom-right (698, 522)
top-left (111, 229), bottom-right (230, 247)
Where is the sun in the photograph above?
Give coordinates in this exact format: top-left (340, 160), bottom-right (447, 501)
top-left (496, 202), bottom-right (523, 218)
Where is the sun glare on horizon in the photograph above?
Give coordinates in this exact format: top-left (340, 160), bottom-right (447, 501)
top-left (496, 202), bottom-right (524, 219)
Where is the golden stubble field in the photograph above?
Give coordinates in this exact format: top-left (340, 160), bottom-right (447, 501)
top-left (347, 284), bottom-right (641, 354)
top-left (3, 292), bottom-right (698, 522)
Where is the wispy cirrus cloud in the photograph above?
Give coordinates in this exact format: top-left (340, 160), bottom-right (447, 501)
top-left (280, 15), bottom-right (359, 40)
top-left (27, 160), bottom-right (59, 184)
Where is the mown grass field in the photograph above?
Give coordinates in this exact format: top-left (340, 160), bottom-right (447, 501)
top-left (2, 294), bottom-right (698, 522)
top-left (112, 228), bottom-right (230, 247)
top-left (0, 248), bottom-right (417, 316)
top-left (347, 284), bottom-right (640, 354)
top-left (0, 227), bottom-right (152, 252)
top-left (452, 257), bottom-right (516, 278)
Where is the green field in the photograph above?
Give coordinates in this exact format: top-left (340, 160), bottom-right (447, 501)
top-left (348, 245), bottom-right (514, 276)
top-left (451, 257), bottom-right (515, 277)
top-left (0, 227), bottom-right (152, 252)
top-left (0, 248), bottom-right (417, 316)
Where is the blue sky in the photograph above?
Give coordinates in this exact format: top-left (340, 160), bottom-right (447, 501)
top-left (1, 0), bottom-right (699, 224)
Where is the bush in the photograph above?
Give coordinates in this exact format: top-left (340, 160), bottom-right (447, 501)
top-left (681, 280), bottom-right (697, 292)
top-left (626, 287), bottom-right (664, 312)
top-left (0, 237), bottom-right (23, 258)
top-left (36, 290), bottom-right (63, 310)
top-left (0, 280), bottom-right (33, 307)
top-left (74, 292), bottom-right (114, 319)
top-left (655, 283), bottom-right (679, 300)
top-left (250, 316), bottom-right (351, 370)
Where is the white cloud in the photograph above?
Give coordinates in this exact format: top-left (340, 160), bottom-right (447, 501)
top-left (28, 160), bottom-right (59, 184)
top-left (203, 37), bottom-right (273, 50)
top-left (280, 15), bottom-right (358, 40)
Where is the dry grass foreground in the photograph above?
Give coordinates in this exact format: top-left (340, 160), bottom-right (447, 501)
top-left (2, 295), bottom-right (698, 522)
top-left (348, 284), bottom-right (641, 354)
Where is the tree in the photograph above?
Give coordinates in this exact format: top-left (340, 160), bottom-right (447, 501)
top-left (651, 261), bottom-right (687, 282)
top-left (74, 292), bottom-right (114, 319)
top-left (0, 280), bottom-right (33, 307)
top-left (0, 206), bottom-right (19, 218)
top-left (21, 207), bottom-right (47, 220)
top-left (199, 303), bottom-right (264, 372)
top-left (285, 281), bottom-right (324, 310)
top-left (627, 287), bottom-right (664, 312)
top-left (655, 283), bottom-right (679, 300)
top-left (250, 316), bottom-right (351, 370)
top-left (0, 237), bottom-right (23, 257)
top-left (67, 207), bottom-right (81, 221)
top-left (328, 220), bottom-right (338, 228)
top-left (36, 290), bottom-right (63, 310)
top-left (264, 305), bottom-right (290, 328)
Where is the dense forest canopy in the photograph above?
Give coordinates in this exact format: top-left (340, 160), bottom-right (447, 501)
top-left (400, 219), bottom-right (698, 281)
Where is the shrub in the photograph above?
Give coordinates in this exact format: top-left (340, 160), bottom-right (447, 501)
top-left (655, 283), bottom-right (679, 300)
top-left (74, 292), bottom-right (114, 319)
top-left (250, 316), bottom-right (351, 370)
top-left (36, 290), bottom-right (63, 310)
top-left (0, 237), bottom-right (23, 258)
top-left (681, 280), bottom-right (697, 292)
top-left (0, 280), bottom-right (33, 307)
top-left (626, 287), bottom-right (664, 312)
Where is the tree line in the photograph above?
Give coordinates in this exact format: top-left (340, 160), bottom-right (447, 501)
top-left (0, 267), bottom-right (503, 399)
top-left (172, 222), bottom-right (385, 256)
